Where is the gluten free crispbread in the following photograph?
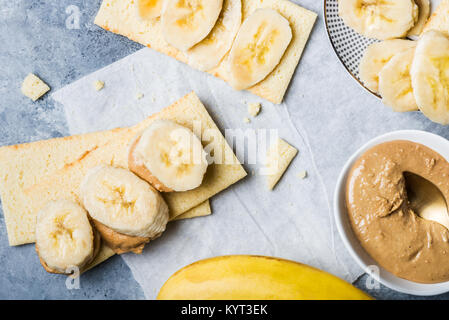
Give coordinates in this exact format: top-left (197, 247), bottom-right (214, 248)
top-left (265, 138), bottom-right (298, 190)
top-left (22, 92), bottom-right (246, 243)
top-left (0, 124), bottom-right (211, 246)
top-left (0, 128), bottom-right (123, 245)
top-left (94, 0), bottom-right (317, 104)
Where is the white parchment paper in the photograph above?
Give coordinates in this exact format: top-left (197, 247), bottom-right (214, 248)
top-left (51, 0), bottom-right (449, 298)
top-left (53, 46), bottom-right (362, 298)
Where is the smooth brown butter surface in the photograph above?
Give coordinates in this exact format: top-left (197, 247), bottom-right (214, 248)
top-left (346, 140), bottom-right (449, 283)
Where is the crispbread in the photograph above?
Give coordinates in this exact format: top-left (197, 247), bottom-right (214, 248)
top-left (24, 92), bottom-right (246, 236)
top-left (266, 138), bottom-right (298, 190)
top-left (173, 200), bottom-right (211, 221)
top-left (21, 74), bottom-right (50, 101)
top-left (0, 124), bottom-right (212, 246)
top-left (0, 128), bottom-right (124, 245)
top-left (423, 0), bottom-right (449, 35)
top-left (83, 199), bottom-right (211, 272)
top-left (94, 0), bottom-right (317, 104)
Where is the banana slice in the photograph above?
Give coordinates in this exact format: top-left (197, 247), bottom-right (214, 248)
top-left (35, 200), bottom-right (96, 274)
top-left (80, 165), bottom-right (169, 238)
top-left (129, 119), bottom-right (208, 192)
top-left (227, 8), bottom-right (292, 91)
top-left (187, 0), bottom-right (242, 71)
top-left (359, 39), bottom-right (417, 93)
top-left (411, 30), bottom-right (449, 125)
top-left (379, 48), bottom-right (418, 112)
top-left (408, 0), bottom-right (430, 37)
top-left (137, 0), bottom-right (164, 20)
top-left (339, 0), bottom-right (418, 40)
top-left (161, 0), bottom-right (224, 51)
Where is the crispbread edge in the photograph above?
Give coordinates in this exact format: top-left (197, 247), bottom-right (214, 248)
top-left (94, 0), bottom-right (317, 104)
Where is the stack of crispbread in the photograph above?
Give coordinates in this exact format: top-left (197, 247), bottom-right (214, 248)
top-left (0, 92), bottom-right (246, 269)
top-left (94, 0), bottom-right (317, 104)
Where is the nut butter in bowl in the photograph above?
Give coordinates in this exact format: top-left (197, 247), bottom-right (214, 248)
top-left (334, 130), bottom-right (449, 296)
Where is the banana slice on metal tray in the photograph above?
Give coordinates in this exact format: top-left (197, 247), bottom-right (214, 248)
top-left (411, 30), bottom-right (449, 125)
top-left (339, 0), bottom-right (418, 40)
top-left (408, 0), bottom-right (430, 37)
top-left (378, 47), bottom-right (418, 112)
top-left (137, 0), bottom-right (164, 20)
top-left (359, 39), bottom-right (417, 93)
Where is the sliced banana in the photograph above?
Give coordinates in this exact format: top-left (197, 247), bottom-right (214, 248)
top-left (137, 0), bottom-right (164, 20)
top-left (408, 0), bottom-right (430, 37)
top-left (130, 119), bottom-right (208, 192)
top-left (359, 39), bottom-right (417, 93)
top-left (379, 48), bottom-right (418, 112)
top-left (161, 0), bottom-right (224, 51)
top-left (228, 8), bottom-right (292, 91)
top-left (35, 200), bottom-right (96, 274)
top-left (80, 165), bottom-right (169, 238)
top-left (411, 30), bottom-right (449, 125)
top-left (187, 0), bottom-right (242, 71)
top-left (339, 0), bottom-right (418, 40)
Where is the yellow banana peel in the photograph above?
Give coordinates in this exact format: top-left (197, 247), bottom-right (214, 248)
top-left (157, 255), bottom-right (372, 300)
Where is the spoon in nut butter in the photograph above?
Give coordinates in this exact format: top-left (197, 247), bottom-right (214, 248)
top-left (405, 172), bottom-right (449, 230)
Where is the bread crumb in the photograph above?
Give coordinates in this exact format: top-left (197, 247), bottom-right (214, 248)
top-left (248, 102), bottom-right (261, 117)
top-left (136, 92), bottom-right (144, 100)
top-left (297, 170), bottom-right (307, 179)
top-left (94, 80), bottom-right (105, 91)
top-left (243, 117), bottom-right (251, 124)
top-left (21, 74), bottom-right (50, 101)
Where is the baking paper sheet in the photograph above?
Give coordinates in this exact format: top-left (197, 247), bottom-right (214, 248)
top-left (48, 0), bottom-right (421, 298)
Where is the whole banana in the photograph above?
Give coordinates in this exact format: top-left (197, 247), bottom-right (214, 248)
top-left (339, 0), bottom-right (418, 40)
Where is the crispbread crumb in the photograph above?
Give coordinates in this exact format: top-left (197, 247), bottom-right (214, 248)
top-left (297, 170), bottom-right (307, 179)
top-left (94, 80), bottom-right (105, 91)
top-left (243, 117), bottom-right (251, 123)
top-left (21, 74), bottom-right (50, 101)
top-left (136, 92), bottom-right (144, 99)
top-left (248, 102), bottom-right (261, 117)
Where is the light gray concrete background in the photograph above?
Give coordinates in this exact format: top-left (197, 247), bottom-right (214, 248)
top-left (0, 0), bottom-right (448, 300)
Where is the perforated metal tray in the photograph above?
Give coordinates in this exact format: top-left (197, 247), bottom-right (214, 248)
top-left (324, 0), bottom-right (381, 98)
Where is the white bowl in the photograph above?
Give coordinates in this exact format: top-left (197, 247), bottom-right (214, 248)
top-left (334, 130), bottom-right (449, 296)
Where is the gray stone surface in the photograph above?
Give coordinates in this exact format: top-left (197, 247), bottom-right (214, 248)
top-left (0, 0), bottom-right (144, 300)
top-left (0, 0), bottom-right (448, 300)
